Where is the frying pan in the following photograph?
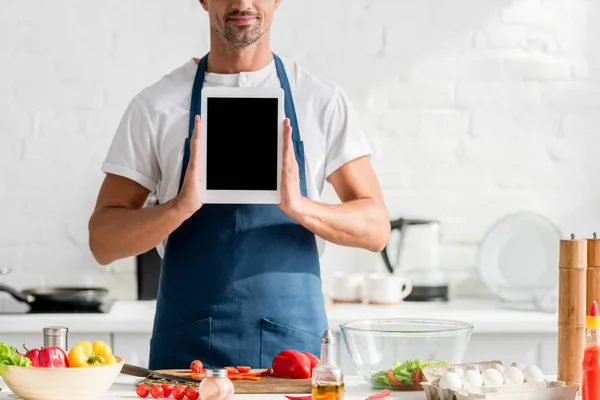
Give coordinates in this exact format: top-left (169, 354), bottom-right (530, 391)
top-left (0, 269), bottom-right (109, 312)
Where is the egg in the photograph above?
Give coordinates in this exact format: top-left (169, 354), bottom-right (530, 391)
top-left (461, 369), bottom-right (483, 389)
top-left (481, 368), bottom-right (504, 387)
top-left (522, 365), bottom-right (544, 383)
top-left (439, 371), bottom-right (462, 390)
top-left (502, 366), bottom-right (525, 385)
top-left (494, 363), bottom-right (506, 374)
top-left (512, 361), bottom-right (526, 371)
top-left (453, 367), bottom-right (464, 377)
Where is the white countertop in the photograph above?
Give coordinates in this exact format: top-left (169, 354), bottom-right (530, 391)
top-left (0, 299), bottom-right (558, 334)
top-left (0, 374), bottom-right (425, 400)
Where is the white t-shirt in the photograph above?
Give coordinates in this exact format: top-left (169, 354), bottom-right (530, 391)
top-left (101, 56), bottom-right (372, 257)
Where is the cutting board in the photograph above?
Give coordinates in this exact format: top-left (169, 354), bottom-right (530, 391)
top-left (155, 369), bottom-right (312, 394)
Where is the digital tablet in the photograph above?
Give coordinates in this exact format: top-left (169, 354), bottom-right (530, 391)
top-left (200, 86), bottom-right (285, 204)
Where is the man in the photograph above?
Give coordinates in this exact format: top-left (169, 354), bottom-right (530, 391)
top-left (89, 0), bottom-right (390, 370)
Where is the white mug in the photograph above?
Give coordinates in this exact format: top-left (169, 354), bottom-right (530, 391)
top-left (331, 273), bottom-right (364, 303)
top-left (364, 273), bottom-right (413, 305)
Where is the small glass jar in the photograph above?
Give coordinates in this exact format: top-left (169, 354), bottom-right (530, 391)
top-left (199, 368), bottom-right (234, 400)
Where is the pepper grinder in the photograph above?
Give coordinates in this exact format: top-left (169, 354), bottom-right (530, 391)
top-left (43, 326), bottom-right (69, 352)
top-left (558, 234), bottom-right (587, 386)
top-left (587, 232), bottom-right (600, 314)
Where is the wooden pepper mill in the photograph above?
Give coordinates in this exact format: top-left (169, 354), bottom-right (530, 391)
top-left (558, 233), bottom-right (587, 386)
top-left (587, 232), bottom-right (600, 313)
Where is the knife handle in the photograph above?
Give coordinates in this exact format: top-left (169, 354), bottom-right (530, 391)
top-left (122, 363), bottom-right (153, 377)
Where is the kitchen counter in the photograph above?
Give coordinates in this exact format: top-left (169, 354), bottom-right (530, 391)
top-left (0, 299), bottom-right (558, 334)
top-left (0, 375), bottom-right (425, 399)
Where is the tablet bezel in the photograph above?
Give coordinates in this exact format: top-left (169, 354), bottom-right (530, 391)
top-left (200, 86), bottom-right (285, 204)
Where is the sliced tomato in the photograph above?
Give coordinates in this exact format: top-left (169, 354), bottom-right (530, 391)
top-left (237, 366), bottom-right (251, 373)
top-left (225, 366), bottom-right (239, 374)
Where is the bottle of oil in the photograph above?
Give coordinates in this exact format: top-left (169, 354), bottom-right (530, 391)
top-left (311, 330), bottom-right (344, 400)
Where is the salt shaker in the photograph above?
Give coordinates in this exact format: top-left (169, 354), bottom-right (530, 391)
top-left (199, 368), bottom-right (234, 400)
top-left (43, 326), bottom-right (68, 351)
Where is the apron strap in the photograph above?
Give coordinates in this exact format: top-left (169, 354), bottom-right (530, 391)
top-left (273, 54), bottom-right (308, 197)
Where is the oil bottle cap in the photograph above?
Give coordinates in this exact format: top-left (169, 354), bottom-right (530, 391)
top-left (587, 301), bottom-right (600, 329)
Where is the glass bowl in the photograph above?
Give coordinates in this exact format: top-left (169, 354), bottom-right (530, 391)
top-left (340, 318), bottom-right (473, 391)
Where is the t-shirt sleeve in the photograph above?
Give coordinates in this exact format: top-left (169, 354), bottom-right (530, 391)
top-left (101, 97), bottom-right (160, 192)
top-left (324, 86), bottom-right (373, 181)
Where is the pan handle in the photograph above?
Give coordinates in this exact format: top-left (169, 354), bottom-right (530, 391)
top-left (0, 283), bottom-right (34, 303)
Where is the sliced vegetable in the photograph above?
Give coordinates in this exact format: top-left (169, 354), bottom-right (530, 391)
top-left (272, 350), bottom-right (311, 379)
top-left (366, 389), bottom-right (391, 400)
top-left (68, 341), bottom-right (117, 367)
top-left (229, 375), bottom-right (262, 381)
top-left (23, 345), bottom-right (69, 368)
top-left (371, 358), bottom-right (448, 390)
top-left (0, 342), bottom-right (32, 376)
top-left (284, 396), bottom-right (312, 400)
top-left (240, 368), bottom-right (272, 377)
top-left (237, 365), bottom-right (251, 373)
top-left (225, 366), bottom-right (238, 374)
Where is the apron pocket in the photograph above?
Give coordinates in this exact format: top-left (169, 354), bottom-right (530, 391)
top-left (260, 318), bottom-right (321, 368)
top-left (149, 317), bottom-right (212, 370)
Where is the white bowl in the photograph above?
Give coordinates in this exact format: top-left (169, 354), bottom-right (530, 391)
top-left (2, 356), bottom-right (124, 400)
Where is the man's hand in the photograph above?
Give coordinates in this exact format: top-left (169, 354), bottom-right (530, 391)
top-left (278, 118), bottom-right (304, 218)
top-left (175, 115), bottom-right (204, 218)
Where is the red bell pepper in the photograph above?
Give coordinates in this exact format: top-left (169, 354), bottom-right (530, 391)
top-left (272, 350), bottom-right (311, 379)
top-left (23, 345), bottom-right (69, 368)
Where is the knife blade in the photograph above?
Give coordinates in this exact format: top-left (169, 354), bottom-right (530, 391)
top-left (121, 363), bottom-right (201, 384)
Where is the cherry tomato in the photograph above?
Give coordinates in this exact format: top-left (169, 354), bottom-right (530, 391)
top-left (186, 386), bottom-right (200, 400)
top-left (190, 359), bottom-right (203, 373)
top-left (135, 383), bottom-right (150, 398)
top-left (172, 385), bottom-right (187, 400)
top-left (149, 385), bottom-right (164, 399)
top-left (162, 383), bottom-right (175, 397)
top-left (237, 366), bottom-right (251, 373)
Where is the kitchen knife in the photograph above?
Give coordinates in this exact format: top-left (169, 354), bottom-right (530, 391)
top-left (121, 363), bottom-right (200, 384)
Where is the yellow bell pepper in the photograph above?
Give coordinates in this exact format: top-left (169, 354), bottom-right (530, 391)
top-left (68, 341), bottom-right (117, 367)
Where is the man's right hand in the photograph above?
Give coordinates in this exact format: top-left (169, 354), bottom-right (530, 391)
top-left (175, 115), bottom-right (204, 218)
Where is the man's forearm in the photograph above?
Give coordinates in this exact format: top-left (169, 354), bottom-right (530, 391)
top-left (289, 197), bottom-right (390, 252)
top-left (89, 200), bottom-right (192, 265)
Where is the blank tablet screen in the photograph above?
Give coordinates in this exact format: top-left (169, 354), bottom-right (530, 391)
top-left (205, 97), bottom-right (279, 191)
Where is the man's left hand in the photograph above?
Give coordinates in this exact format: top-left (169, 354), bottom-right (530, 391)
top-left (278, 118), bottom-right (304, 218)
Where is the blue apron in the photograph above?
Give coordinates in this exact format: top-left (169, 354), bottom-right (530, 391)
top-left (147, 53), bottom-right (328, 370)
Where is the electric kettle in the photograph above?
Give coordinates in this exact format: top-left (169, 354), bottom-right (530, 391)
top-left (380, 218), bottom-right (449, 302)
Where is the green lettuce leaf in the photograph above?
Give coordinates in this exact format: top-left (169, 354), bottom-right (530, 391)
top-left (0, 342), bottom-right (32, 377)
top-left (371, 358), bottom-right (449, 387)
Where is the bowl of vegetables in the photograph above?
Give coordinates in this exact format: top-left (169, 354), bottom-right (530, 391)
top-left (0, 341), bottom-right (124, 400)
top-left (339, 318), bottom-right (473, 391)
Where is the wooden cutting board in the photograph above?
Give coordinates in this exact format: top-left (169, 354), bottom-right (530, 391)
top-left (154, 369), bottom-right (312, 394)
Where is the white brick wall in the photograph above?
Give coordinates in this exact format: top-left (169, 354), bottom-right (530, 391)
top-left (1, 0), bottom-right (599, 306)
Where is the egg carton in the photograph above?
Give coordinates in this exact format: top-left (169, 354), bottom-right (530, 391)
top-left (420, 360), bottom-right (580, 400)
